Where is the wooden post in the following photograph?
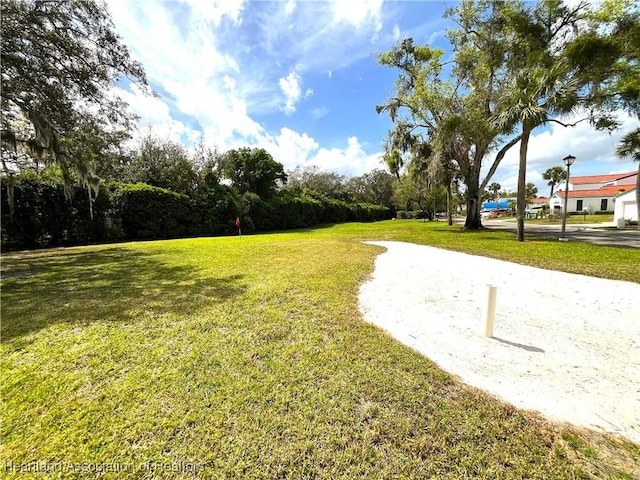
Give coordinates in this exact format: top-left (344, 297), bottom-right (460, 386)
top-left (483, 285), bottom-right (497, 337)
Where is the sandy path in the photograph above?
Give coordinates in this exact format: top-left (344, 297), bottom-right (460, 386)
top-left (358, 241), bottom-right (640, 443)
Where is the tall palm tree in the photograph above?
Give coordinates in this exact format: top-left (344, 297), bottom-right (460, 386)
top-left (615, 128), bottom-right (640, 229)
top-left (525, 182), bottom-right (538, 205)
top-left (489, 182), bottom-right (501, 200)
top-left (542, 166), bottom-right (567, 198)
top-left (495, 64), bottom-right (579, 241)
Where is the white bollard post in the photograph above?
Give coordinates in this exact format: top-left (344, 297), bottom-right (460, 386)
top-left (483, 284), bottom-right (497, 337)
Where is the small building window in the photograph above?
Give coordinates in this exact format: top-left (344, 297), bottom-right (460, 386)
top-left (601, 199), bottom-right (608, 211)
top-left (576, 200), bottom-right (583, 211)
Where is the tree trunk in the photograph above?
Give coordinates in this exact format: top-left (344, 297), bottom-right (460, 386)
top-left (516, 126), bottom-right (531, 242)
top-left (433, 191), bottom-right (436, 221)
top-left (459, 149), bottom-right (487, 230)
top-left (447, 181), bottom-right (453, 226)
top-left (464, 174), bottom-right (482, 229)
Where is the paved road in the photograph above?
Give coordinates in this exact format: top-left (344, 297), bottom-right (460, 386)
top-left (482, 219), bottom-right (640, 249)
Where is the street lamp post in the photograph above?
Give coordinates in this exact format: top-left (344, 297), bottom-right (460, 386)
top-left (559, 154), bottom-right (576, 241)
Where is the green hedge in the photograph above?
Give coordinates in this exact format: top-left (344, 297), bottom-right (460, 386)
top-left (1, 176), bottom-right (391, 250)
top-left (1, 178), bottom-right (195, 249)
top-left (256, 193), bottom-right (324, 231)
top-left (241, 193), bottom-right (389, 232)
top-left (396, 210), bottom-right (428, 220)
top-left (354, 202), bottom-right (390, 221)
top-left (109, 183), bottom-right (192, 240)
top-left (190, 184), bottom-right (242, 237)
top-left (1, 176), bottom-right (113, 249)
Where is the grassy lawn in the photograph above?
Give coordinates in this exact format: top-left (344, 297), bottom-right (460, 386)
top-left (525, 214), bottom-right (615, 225)
top-left (490, 213), bottom-right (615, 225)
top-left (2, 221), bottom-right (639, 479)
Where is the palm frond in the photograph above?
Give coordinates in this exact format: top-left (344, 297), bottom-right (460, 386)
top-left (615, 128), bottom-right (640, 162)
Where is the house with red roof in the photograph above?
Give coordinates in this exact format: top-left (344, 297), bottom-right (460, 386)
top-left (549, 171), bottom-right (636, 214)
top-left (527, 197), bottom-right (550, 209)
top-left (568, 172), bottom-right (636, 190)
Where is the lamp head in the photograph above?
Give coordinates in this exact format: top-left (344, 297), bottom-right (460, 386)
top-left (563, 155), bottom-right (576, 166)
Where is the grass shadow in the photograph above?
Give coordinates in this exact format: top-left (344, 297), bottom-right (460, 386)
top-left (1, 247), bottom-right (246, 340)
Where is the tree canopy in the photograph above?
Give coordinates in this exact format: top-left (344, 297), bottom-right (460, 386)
top-left (377, 4), bottom-right (523, 229)
top-left (220, 147), bottom-right (287, 199)
top-left (1, 0), bottom-right (150, 185)
top-left (286, 165), bottom-right (348, 200)
top-left (120, 133), bottom-right (199, 196)
top-left (542, 166), bottom-right (567, 198)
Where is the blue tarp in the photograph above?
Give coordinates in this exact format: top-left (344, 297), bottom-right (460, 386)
top-left (482, 201), bottom-right (510, 210)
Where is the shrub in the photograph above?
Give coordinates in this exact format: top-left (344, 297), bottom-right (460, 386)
top-left (266, 194), bottom-right (324, 229)
top-left (358, 203), bottom-right (391, 221)
top-left (109, 183), bottom-right (192, 240)
top-left (319, 197), bottom-right (350, 223)
top-left (190, 184), bottom-right (242, 237)
top-left (242, 192), bottom-right (271, 232)
top-left (1, 175), bottom-right (112, 250)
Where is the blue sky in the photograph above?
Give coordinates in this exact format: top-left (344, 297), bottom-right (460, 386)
top-left (108, 0), bottom-right (638, 196)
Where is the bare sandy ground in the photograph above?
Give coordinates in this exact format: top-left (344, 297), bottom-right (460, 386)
top-left (358, 241), bottom-right (640, 444)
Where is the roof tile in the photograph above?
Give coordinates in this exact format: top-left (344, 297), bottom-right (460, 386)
top-left (570, 172), bottom-right (636, 184)
top-left (558, 185), bottom-right (631, 198)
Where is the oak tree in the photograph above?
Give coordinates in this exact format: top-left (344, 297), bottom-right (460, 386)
top-left (1, 0), bottom-right (150, 189)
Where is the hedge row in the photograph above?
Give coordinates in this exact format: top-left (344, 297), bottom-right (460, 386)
top-left (396, 210), bottom-right (429, 219)
top-left (242, 192), bottom-right (390, 231)
top-left (1, 177), bottom-right (390, 250)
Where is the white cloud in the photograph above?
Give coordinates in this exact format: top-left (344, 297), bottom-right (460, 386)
top-left (107, 0), bottom-right (393, 179)
top-left (223, 75), bottom-right (236, 90)
top-left (311, 107), bottom-right (330, 119)
top-left (114, 85), bottom-right (200, 145)
top-left (279, 70), bottom-right (305, 115)
top-left (178, 0), bottom-right (246, 26)
top-left (392, 23), bottom-right (401, 41)
top-left (262, 127), bottom-right (319, 169)
top-left (311, 136), bottom-right (384, 176)
top-left (109, 0), bottom-right (239, 86)
top-left (108, 0), bottom-right (264, 148)
top-left (331, 0), bottom-right (383, 36)
top-left (252, 0), bottom-right (391, 75)
top-left (284, 0), bottom-right (296, 16)
top-left (427, 29), bottom-right (446, 45)
top-left (252, 129), bottom-right (384, 178)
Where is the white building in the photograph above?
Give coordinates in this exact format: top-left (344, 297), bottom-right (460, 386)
top-left (613, 188), bottom-right (638, 223)
top-left (550, 171), bottom-right (637, 214)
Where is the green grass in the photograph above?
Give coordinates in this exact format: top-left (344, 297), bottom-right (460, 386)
top-left (524, 214), bottom-right (615, 225)
top-left (306, 220), bottom-right (640, 282)
top-left (2, 221), bottom-right (639, 479)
